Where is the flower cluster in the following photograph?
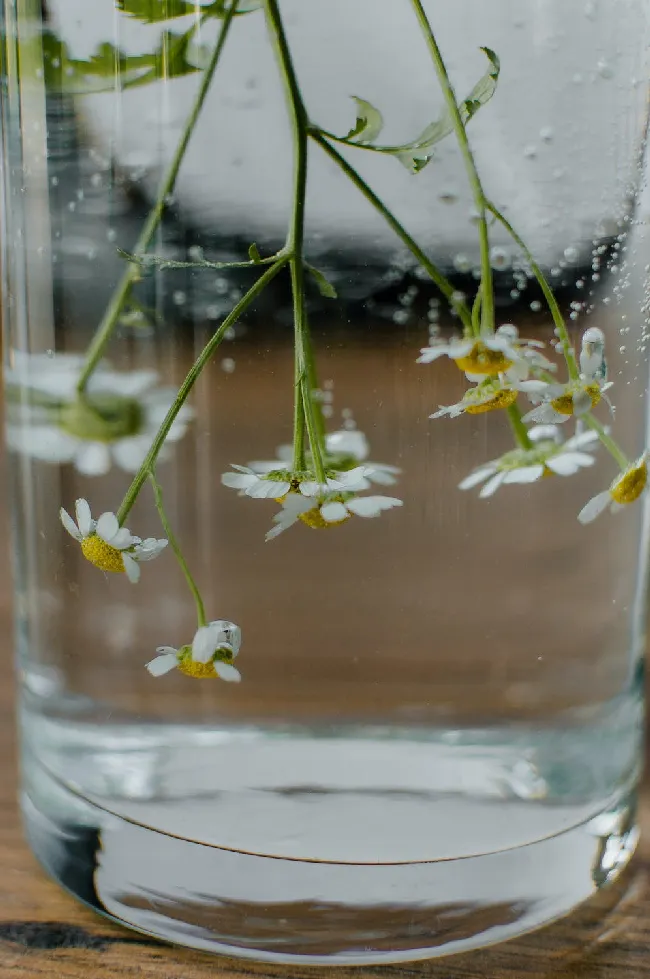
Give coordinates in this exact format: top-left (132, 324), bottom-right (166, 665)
top-left (147, 620), bottom-right (242, 681)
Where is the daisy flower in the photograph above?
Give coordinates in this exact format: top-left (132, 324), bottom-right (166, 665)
top-left (247, 430), bottom-right (401, 488)
top-left (221, 464), bottom-right (373, 499)
top-left (431, 377), bottom-right (546, 419)
top-left (266, 491), bottom-right (403, 541)
top-left (59, 498), bottom-right (167, 582)
top-left (459, 425), bottom-right (599, 498)
top-left (5, 351), bottom-right (193, 476)
top-left (146, 620), bottom-right (242, 681)
top-left (522, 377), bottom-right (613, 425)
top-left (417, 325), bottom-right (547, 379)
top-left (578, 453), bottom-right (648, 523)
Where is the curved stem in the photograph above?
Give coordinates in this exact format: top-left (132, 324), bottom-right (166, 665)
top-left (116, 257), bottom-right (288, 524)
top-left (310, 130), bottom-right (472, 332)
top-left (486, 200), bottom-right (580, 381)
top-left (408, 0), bottom-right (494, 334)
top-left (149, 471), bottom-right (206, 627)
top-left (76, 0), bottom-right (240, 394)
top-left (263, 0), bottom-right (326, 482)
top-left (583, 415), bottom-right (630, 471)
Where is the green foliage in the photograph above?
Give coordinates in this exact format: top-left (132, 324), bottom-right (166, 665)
top-left (324, 46), bottom-right (500, 173)
top-left (306, 264), bottom-right (337, 299)
top-left (248, 242), bottom-right (262, 264)
top-left (40, 27), bottom-right (203, 94)
top-left (116, 0), bottom-right (262, 25)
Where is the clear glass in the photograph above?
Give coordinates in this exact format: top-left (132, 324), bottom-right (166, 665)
top-left (2, 0), bottom-right (649, 965)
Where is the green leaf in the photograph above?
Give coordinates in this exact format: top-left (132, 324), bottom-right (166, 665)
top-left (248, 242), bottom-right (262, 264)
top-left (116, 0), bottom-right (262, 23)
top-left (306, 264), bottom-right (337, 300)
top-left (344, 96), bottom-right (384, 143)
top-left (323, 46), bottom-right (500, 174)
top-left (40, 27), bottom-right (202, 94)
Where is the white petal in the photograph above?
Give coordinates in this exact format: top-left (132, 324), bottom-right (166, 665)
top-left (122, 552), bottom-right (140, 583)
top-left (416, 347), bottom-right (447, 364)
top-left (610, 501), bottom-right (626, 514)
top-left (503, 465), bottom-right (544, 484)
top-left (299, 480), bottom-right (326, 497)
top-left (96, 512), bottom-right (120, 543)
top-left (447, 340), bottom-right (475, 358)
top-left (134, 539), bottom-right (168, 560)
top-left (565, 429), bottom-right (600, 451)
top-left (547, 451), bottom-right (595, 475)
top-left (578, 491), bottom-right (611, 524)
top-left (156, 645), bottom-right (179, 656)
top-left (222, 472), bottom-right (257, 489)
top-left (573, 390), bottom-right (592, 416)
top-left (246, 479), bottom-right (289, 499)
top-left (247, 460), bottom-right (281, 473)
top-left (146, 652), bottom-right (178, 676)
top-left (75, 499), bottom-right (94, 537)
top-left (347, 496), bottom-right (403, 517)
top-left (213, 661), bottom-right (241, 683)
top-left (367, 468), bottom-right (399, 486)
top-left (320, 501), bottom-right (349, 523)
top-left (265, 521), bottom-right (290, 541)
top-left (522, 404), bottom-right (563, 425)
top-left (325, 430), bottom-right (370, 460)
top-left (60, 507), bottom-right (82, 541)
top-left (479, 472), bottom-right (506, 498)
top-left (111, 436), bottom-right (152, 472)
top-left (7, 425), bottom-right (78, 463)
top-left (75, 442), bottom-right (112, 476)
top-left (335, 466), bottom-right (373, 490)
top-left (210, 620), bottom-right (241, 656)
top-left (430, 403), bottom-right (462, 419)
top-left (459, 466), bottom-right (495, 490)
top-left (92, 368), bottom-right (158, 398)
top-left (192, 625), bottom-right (217, 664)
top-left (110, 527), bottom-right (138, 550)
top-left (517, 380), bottom-right (550, 395)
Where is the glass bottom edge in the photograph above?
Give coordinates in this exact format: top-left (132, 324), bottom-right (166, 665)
top-left (20, 772), bottom-right (639, 965)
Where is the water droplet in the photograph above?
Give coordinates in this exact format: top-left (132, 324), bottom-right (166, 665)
top-left (563, 246), bottom-right (580, 263)
top-left (188, 245), bottom-right (204, 261)
top-left (50, 176), bottom-right (59, 187)
top-left (393, 309), bottom-right (410, 325)
top-left (172, 290), bottom-right (187, 306)
top-left (214, 277), bottom-right (229, 296)
top-left (224, 326), bottom-right (236, 340)
top-left (597, 59), bottom-right (614, 79)
top-left (106, 228), bottom-right (117, 242)
top-left (539, 127), bottom-right (554, 143)
top-left (490, 246), bottom-right (511, 270)
top-left (90, 172), bottom-right (103, 188)
top-left (523, 145), bottom-right (537, 159)
top-left (453, 253), bottom-right (471, 273)
top-left (530, 300), bottom-right (542, 312)
top-left (510, 289), bottom-right (520, 299)
top-left (221, 357), bottom-right (236, 373)
top-left (451, 290), bottom-right (466, 305)
top-left (341, 408), bottom-right (354, 420)
top-left (576, 280), bottom-right (585, 289)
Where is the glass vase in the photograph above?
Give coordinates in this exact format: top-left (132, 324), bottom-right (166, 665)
top-left (2, 0), bottom-right (649, 965)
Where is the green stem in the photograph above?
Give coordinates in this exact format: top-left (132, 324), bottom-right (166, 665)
top-left (408, 0), bottom-right (494, 334)
top-left (116, 257), bottom-right (288, 524)
top-left (471, 285), bottom-right (482, 337)
top-left (118, 250), bottom-right (284, 273)
top-left (76, 0), bottom-right (240, 395)
top-left (263, 0), bottom-right (326, 482)
top-left (310, 130), bottom-right (472, 333)
top-left (507, 402), bottom-right (533, 450)
top-left (485, 200), bottom-right (580, 381)
top-left (149, 471), bottom-right (206, 627)
top-left (583, 414), bottom-right (629, 471)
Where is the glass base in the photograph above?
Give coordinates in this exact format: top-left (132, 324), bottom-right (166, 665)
top-left (21, 725), bottom-right (639, 965)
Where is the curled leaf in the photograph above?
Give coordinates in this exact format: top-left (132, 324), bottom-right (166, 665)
top-left (248, 242), bottom-right (262, 264)
top-left (345, 97), bottom-right (384, 144)
top-left (319, 46), bottom-right (500, 174)
top-left (306, 264), bottom-right (337, 299)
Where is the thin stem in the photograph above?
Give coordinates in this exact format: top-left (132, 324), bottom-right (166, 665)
top-left (486, 200), bottom-right (580, 381)
top-left (76, 0), bottom-right (240, 395)
top-left (263, 0), bottom-right (326, 482)
top-left (583, 414), bottom-right (630, 470)
top-left (408, 0), bottom-right (494, 333)
top-left (119, 249), bottom-right (284, 272)
top-left (310, 130), bottom-right (473, 332)
top-left (507, 402), bottom-right (533, 450)
top-left (116, 257), bottom-right (288, 524)
top-left (149, 471), bottom-right (206, 627)
top-left (471, 285), bottom-right (482, 337)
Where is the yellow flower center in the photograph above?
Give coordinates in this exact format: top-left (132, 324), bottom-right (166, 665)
top-left (299, 507), bottom-right (348, 530)
top-left (465, 388), bottom-right (518, 414)
top-left (176, 645), bottom-right (233, 679)
top-left (453, 342), bottom-right (513, 376)
top-left (551, 383), bottom-right (601, 416)
top-left (80, 534), bottom-right (125, 573)
top-left (611, 462), bottom-right (647, 505)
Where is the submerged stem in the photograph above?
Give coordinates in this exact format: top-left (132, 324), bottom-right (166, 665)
top-left (76, 0), bottom-right (240, 394)
top-left (506, 402), bottom-right (533, 450)
top-left (116, 257), bottom-right (288, 524)
top-left (408, 0), bottom-right (494, 334)
top-left (149, 471), bottom-right (206, 628)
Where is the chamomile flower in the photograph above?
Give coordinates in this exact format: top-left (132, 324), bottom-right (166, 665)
top-left (266, 491), bottom-right (403, 540)
top-left (459, 425), bottom-right (599, 498)
top-left (59, 498), bottom-right (167, 582)
top-left (146, 620), bottom-right (242, 681)
top-left (5, 351), bottom-right (193, 476)
top-left (522, 377), bottom-right (613, 425)
top-left (417, 325), bottom-right (547, 379)
top-left (247, 430), bottom-right (401, 488)
top-left (431, 377), bottom-right (546, 419)
top-left (578, 453), bottom-right (648, 523)
top-left (221, 464), bottom-right (373, 499)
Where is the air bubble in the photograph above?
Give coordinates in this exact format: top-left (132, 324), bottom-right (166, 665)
top-left (453, 253), bottom-right (471, 273)
top-left (188, 245), bottom-right (204, 261)
top-left (224, 326), bottom-right (236, 340)
top-left (490, 246), bottom-right (510, 270)
top-left (597, 59), bottom-right (613, 79)
top-left (523, 145), bottom-right (537, 160)
top-left (213, 277), bottom-right (229, 295)
top-left (539, 127), bottom-right (554, 142)
top-left (530, 300), bottom-right (542, 312)
top-left (172, 290), bottom-right (187, 306)
top-left (221, 357), bottom-right (236, 373)
top-left (563, 246), bottom-right (580, 263)
top-left (393, 309), bottom-right (410, 325)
